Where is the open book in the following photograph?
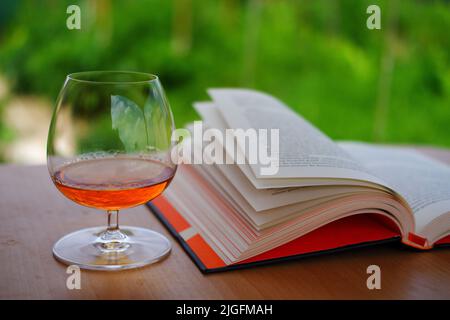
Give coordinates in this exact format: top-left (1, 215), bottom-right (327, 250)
top-left (148, 89), bottom-right (450, 272)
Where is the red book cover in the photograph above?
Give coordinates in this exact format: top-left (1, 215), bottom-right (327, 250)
top-left (148, 196), bottom-right (403, 273)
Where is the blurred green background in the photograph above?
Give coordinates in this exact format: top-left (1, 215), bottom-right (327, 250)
top-left (0, 0), bottom-right (449, 164)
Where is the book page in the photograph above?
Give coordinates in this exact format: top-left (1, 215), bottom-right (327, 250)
top-left (194, 102), bottom-right (386, 190)
top-left (339, 142), bottom-right (450, 238)
top-left (207, 89), bottom-right (387, 187)
top-left (188, 110), bottom-right (374, 212)
top-left (191, 163), bottom-right (362, 229)
top-left (198, 153), bottom-right (372, 212)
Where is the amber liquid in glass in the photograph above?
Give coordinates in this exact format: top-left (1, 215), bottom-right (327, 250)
top-left (52, 157), bottom-right (175, 210)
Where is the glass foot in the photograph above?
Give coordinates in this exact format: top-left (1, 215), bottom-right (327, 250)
top-left (53, 226), bottom-right (171, 271)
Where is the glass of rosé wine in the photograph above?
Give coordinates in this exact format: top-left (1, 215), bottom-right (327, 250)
top-left (47, 71), bottom-right (177, 270)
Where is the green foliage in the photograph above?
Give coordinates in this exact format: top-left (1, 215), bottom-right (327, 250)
top-left (111, 95), bottom-right (150, 152)
top-left (0, 0), bottom-right (449, 149)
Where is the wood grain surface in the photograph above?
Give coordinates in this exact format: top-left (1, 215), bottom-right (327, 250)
top-left (0, 146), bottom-right (449, 299)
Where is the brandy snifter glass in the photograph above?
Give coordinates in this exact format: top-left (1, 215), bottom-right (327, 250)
top-left (47, 71), bottom-right (176, 270)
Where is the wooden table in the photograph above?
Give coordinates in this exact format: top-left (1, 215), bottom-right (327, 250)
top-left (1, 146), bottom-right (449, 300)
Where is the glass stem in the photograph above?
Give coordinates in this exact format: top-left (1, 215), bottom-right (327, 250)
top-left (98, 210), bottom-right (128, 251)
top-left (107, 210), bottom-right (120, 231)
